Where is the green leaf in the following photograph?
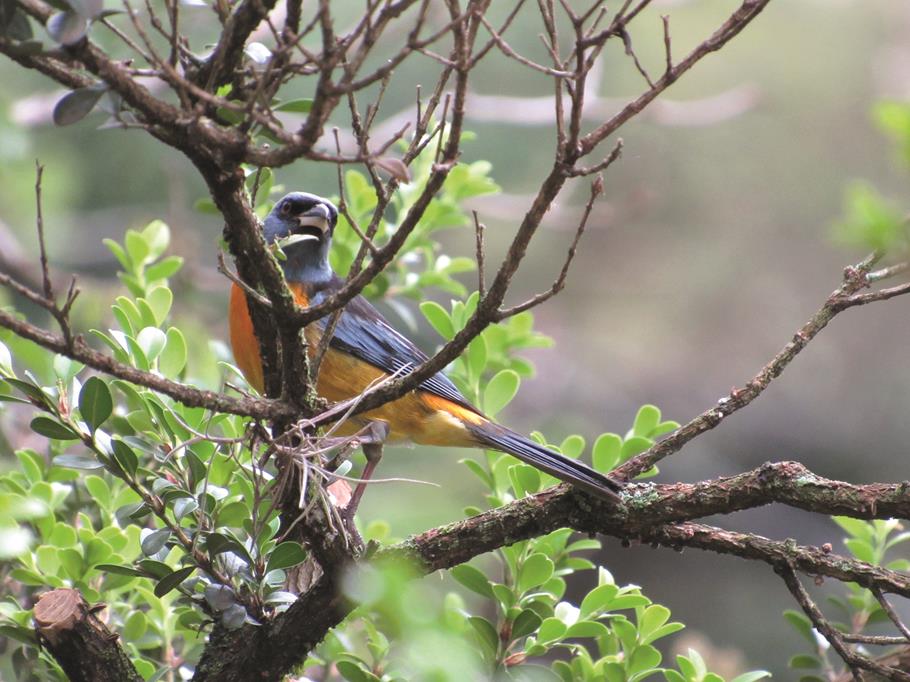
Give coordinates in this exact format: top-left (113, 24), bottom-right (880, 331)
top-left (451, 564), bottom-right (494, 598)
top-left (629, 644), bottom-right (661, 674)
top-left (159, 327), bottom-right (188, 376)
top-left (639, 604), bottom-right (671, 636)
top-left (468, 616), bottom-right (499, 657)
top-left (592, 433), bottom-right (622, 471)
top-left (483, 369), bottom-right (519, 416)
top-left (142, 220), bottom-right (171, 259)
top-left (579, 583), bottom-right (619, 618)
top-left (641, 622), bottom-right (685, 646)
top-left (784, 609), bottom-right (816, 644)
top-left (834, 182), bottom-right (906, 252)
top-left (537, 616), bottom-right (566, 643)
top-left (511, 609), bottom-right (542, 639)
top-left (54, 454), bottom-right (103, 469)
top-left (420, 301), bottom-right (454, 340)
top-left (275, 98), bottom-right (313, 113)
top-left (31, 416), bottom-right (79, 440)
top-left (154, 565), bottom-right (195, 597)
top-left (96, 563), bottom-right (145, 577)
top-left (731, 673), bottom-right (772, 682)
top-left (632, 404), bottom-right (661, 437)
top-left (0, 624), bottom-right (38, 647)
top-left (789, 655), bottom-right (820, 669)
top-left (265, 542), bottom-right (308, 572)
top-left (104, 238), bottom-right (131, 270)
top-left (518, 553), bottom-right (554, 593)
top-left (145, 286), bottom-right (173, 326)
top-left (174, 497), bottom-right (198, 521)
top-left (467, 336), bottom-right (487, 380)
top-left (336, 660), bottom-right (380, 682)
top-left (79, 376), bottom-right (112, 432)
top-left (566, 621), bottom-right (609, 639)
top-left (559, 435), bottom-right (585, 459)
top-left (137, 327), bottom-right (167, 363)
top-left (509, 463), bottom-right (540, 497)
top-left (122, 610), bottom-right (147, 641)
top-left (58, 547), bottom-right (84, 580)
top-left (111, 439), bottom-right (139, 477)
top-left (125, 229), bottom-right (150, 267)
top-left (141, 528), bottom-right (171, 556)
top-left (146, 255), bottom-right (184, 282)
top-left (831, 516), bottom-right (874, 542)
top-left (620, 436), bottom-right (652, 462)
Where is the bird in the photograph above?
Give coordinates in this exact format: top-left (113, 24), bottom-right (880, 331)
top-left (228, 191), bottom-right (623, 504)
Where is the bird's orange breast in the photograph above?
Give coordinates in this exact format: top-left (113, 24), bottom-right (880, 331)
top-left (228, 282), bottom-right (481, 446)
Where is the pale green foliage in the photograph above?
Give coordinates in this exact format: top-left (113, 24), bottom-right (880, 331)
top-left (832, 103), bottom-right (910, 253)
top-left (784, 518), bottom-right (910, 681)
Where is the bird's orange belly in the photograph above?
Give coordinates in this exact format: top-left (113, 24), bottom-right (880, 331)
top-left (228, 283), bottom-right (478, 447)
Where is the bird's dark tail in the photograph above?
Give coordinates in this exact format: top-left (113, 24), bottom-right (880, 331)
top-left (467, 422), bottom-right (624, 501)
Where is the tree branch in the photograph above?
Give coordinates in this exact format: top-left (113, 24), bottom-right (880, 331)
top-left (34, 589), bottom-right (142, 682)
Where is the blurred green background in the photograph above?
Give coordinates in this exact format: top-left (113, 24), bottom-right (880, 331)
top-left (1, 0), bottom-right (908, 676)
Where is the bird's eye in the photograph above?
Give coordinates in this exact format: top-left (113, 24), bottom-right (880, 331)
top-left (280, 201), bottom-right (293, 215)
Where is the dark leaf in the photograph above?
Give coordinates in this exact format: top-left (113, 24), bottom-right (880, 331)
top-left (0, 624), bottom-right (38, 646)
top-left (53, 453), bottom-right (103, 469)
top-left (154, 566), bottom-right (195, 597)
top-left (141, 528), bottom-right (171, 556)
top-left (53, 84), bottom-right (106, 125)
top-left (67, 0), bottom-right (102, 18)
top-left (5, 378), bottom-right (54, 408)
top-left (46, 10), bottom-right (86, 45)
top-left (1, 6), bottom-right (33, 41)
top-left (204, 584), bottom-right (236, 611)
top-left (30, 416), bottom-right (79, 440)
top-left (220, 603), bottom-right (246, 630)
top-left (265, 541), bottom-right (307, 573)
top-left (511, 609), bottom-right (542, 640)
top-left (137, 559), bottom-right (172, 579)
top-left (79, 376), bottom-right (112, 431)
top-left (111, 438), bottom-right (139, 476)
top-left (115, 502), bottom-right (149, 526)
top-left (96, 563), bottom-right (145, 577)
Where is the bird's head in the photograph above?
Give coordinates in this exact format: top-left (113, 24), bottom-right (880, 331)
top-left (263, 192), bottom-right (338, 281)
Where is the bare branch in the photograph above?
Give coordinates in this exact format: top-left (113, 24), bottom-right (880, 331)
top-left (873, 587), bottom-right (910, 643)
top-left (496, 174), bottom-right (604, 320)
top-left (615, 252), bottom-right (901, 480)
top-left (473, 210), bottom-right (486, 299)
top-left (777, 564), bottom-right (908, 681)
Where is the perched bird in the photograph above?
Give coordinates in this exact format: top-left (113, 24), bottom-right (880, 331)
top-left (229, 192), bottom-right (623, 502)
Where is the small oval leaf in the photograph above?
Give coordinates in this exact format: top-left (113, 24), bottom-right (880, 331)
top-left (53, 84), bottom-right (105, 125)
top-left (47, 10), bottom-right (87, 46)
top-left (79, 376), bottom-right (112, 432)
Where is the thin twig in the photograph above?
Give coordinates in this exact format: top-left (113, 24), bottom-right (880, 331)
top-left (34, 162), bottom-right (52, 302)
top-left (615, 251), bottom-right (900, 480)
top-left (872, 587), bottom-right (910, 643)
top-left (777, 563), bottom-right (910, 681)
top-left (662, 15), bottom-right (673, 73)
top-left (473, 210), bottom-right (486, 299)
top-left (496, 174), bottom-right (604, 320)
top-left (217, 251), bottom-right (272, 308)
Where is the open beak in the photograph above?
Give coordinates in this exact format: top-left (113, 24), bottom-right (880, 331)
top-left (293, 203), bottom-right (331, 242)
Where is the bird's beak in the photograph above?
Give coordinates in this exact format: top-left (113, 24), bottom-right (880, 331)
top-left (293, 203), bottom-right (331, 242)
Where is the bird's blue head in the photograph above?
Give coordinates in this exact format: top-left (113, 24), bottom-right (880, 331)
top-left (263, 192), bottom-right (338, 282)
